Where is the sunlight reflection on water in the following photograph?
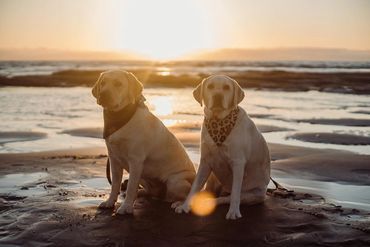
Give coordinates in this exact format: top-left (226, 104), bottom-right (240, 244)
top-left (272, 170), bottom-right (370, 211)
top-left (150, 96), bottom-right (174, 116)
top-left (156, 67), bottom-right (172, 76)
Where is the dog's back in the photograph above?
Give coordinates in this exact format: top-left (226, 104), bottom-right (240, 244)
top-left (106, 104), bottom-right (195, 182)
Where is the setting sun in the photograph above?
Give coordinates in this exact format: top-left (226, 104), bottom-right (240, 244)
top-left (1, 0), bottom-right (369, 60)
top-left (118, 0), bottom-right (214, 60)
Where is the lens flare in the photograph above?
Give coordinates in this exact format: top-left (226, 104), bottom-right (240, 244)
top-left (190, 191), bottom-right (216, 216)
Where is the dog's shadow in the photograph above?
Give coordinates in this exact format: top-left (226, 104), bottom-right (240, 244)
top-left (92, 197), bottom-right (272, 246)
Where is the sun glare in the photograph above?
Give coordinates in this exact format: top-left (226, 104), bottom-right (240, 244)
top-left (190, 191), bottom-right (216, 217)
top-left (118, 0), bottom-right (213, 60)
top-left (150, 96), bottom-right (173, 116)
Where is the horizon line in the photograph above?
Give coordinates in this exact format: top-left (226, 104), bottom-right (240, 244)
top-left (1, 46), bottom-right (369, 62)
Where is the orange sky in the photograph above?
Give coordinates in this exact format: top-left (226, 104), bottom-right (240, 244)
top-left (0, 0), bottom-right (369, 60)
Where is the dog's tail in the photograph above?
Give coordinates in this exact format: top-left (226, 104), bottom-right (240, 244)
top-left (106, 158), bottom-right (128, 191)
top-left (106, 158), bottom-right (112, 185)
top-left (267, 176), bottom-right (291, 194)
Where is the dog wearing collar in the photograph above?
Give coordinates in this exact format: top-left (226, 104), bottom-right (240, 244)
top-left (92, 69), bottom-right (195, 215)
top-left (173, 75), bottom-right (271, 220)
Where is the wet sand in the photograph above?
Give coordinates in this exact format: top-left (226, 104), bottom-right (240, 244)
top-left (0, 129), bottom-right (370, 246)
top-left (351, 110), bottom-right (370, 115)
top-left (0, 131), bottom-right (47, 145)
top-left (60, 123), bottom-right (292, 140)
top-left (287, 132), bottom-right (370, 145)
top-left (61, 128), bottom-right (103, 139)
top-left (270, 143), bottom-right (370, 185)
top-left (296, 118), bottom-right (370, 127)
top-left (1, 69), bottom-right (370, 94)
top-left (56, 127), bottom-right (370, 185)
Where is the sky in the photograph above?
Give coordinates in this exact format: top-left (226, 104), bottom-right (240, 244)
top-left (0, 0), bottom-right (369, 60)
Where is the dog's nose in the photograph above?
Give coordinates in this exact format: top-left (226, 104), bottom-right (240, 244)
top-left (213, 94), bottom-right (223, 107)
top-left (99, 91), bottom-right (110, 105)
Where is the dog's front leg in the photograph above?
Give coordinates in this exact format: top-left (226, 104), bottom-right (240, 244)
top-left (116, 160), bottom-right (143, 215)
top-left (173, 158), bottom-right (211, 213)
top-left (226, 159), bottom-right (245, 220)
top-left (99, 158), bottom-right (123, 208)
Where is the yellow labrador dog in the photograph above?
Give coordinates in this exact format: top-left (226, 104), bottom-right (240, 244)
top-left (92, 69), bottom-right (195, 215)
top-left (173, 75), bottom-right (271, 220)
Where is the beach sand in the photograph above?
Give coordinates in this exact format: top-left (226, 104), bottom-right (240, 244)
top-left (0, 131), bottom-right (47, 145)
top-left (1, 128), bottom-right (369, 246)
top-left (287, 132), bottom-right (370, 145)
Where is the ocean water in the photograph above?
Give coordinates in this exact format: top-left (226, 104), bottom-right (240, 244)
top-left (1, 60), bottom-right (370, 77)
top-left (0, 86), bottom-right (369, 154)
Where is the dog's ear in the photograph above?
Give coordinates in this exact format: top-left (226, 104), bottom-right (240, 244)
top-left (92, 73), bottom-right (103, 99)
top-left (193, 78), bottom-right (206, 106)
top-left (232, 78), bottom-right (245, 106)
top-left (127, 72), bottom-right (143, 104)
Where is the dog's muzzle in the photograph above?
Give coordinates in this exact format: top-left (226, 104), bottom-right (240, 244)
top-left (99, 91), bottom-right (110, 106)
top-left (212, 94), bottom-right (223, 109)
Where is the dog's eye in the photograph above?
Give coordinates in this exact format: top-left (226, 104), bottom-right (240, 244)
top-left (207, 84), bottom-right (214, 90)
top-left (223, 85), bottom-right (230, 90)
top-left (114, 81), bottom-right (121, 87)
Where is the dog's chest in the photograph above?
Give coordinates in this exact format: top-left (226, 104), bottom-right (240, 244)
top-left (106, 138), bottom-right (130, 169)
top-left (204, 141), bottom-right (233, 168)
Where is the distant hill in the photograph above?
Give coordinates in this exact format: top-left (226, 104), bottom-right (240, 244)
top-left (0, 48), bottom-right (147, 61)
top-left (183, 48), bottom-right (370, 61)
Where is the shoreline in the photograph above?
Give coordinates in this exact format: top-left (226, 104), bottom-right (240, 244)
top-left (1, 69), bottom-right (370, 94)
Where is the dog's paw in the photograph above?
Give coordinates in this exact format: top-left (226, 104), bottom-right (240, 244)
top-left (98, 199), bottom-right (116, 209)
top-left (116, 203), bottom-right (134, 215)
top-left (225, 207), bottom-right (242, 220)
top-left (174, 203), bottom-right (190, 214)
top-left (171, 201), bottom-right (183, 209)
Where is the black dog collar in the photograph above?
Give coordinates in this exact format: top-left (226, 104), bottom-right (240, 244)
top-left (103, 103), bottom-right (138, 139)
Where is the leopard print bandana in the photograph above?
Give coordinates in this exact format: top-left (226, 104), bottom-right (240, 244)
top-left (204, 107), bottom-right (239, 146)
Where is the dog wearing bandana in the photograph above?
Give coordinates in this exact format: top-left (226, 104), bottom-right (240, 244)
top-left (172, 75), bottom-right (271, 220)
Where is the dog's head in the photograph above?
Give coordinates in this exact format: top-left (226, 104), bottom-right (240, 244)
top-left (92, 70), bottom-right (143, 111)
top-left (193, 75), bottom-right (244, 118)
